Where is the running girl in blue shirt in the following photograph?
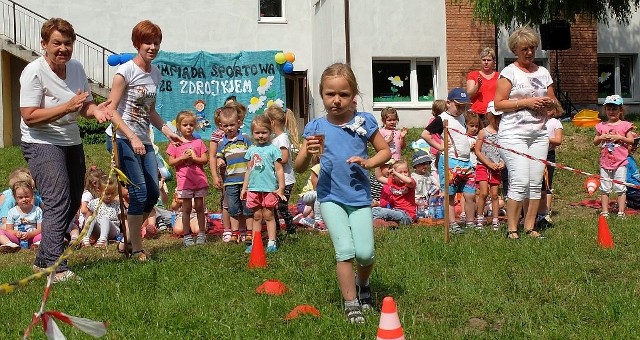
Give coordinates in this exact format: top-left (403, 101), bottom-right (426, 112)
top-left (294, 63), bottom-right (391, 324)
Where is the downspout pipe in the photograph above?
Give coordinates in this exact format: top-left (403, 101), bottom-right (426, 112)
top-left (344, 0), bottom-right (351, 64)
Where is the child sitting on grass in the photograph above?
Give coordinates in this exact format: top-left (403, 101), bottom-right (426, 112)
top-left (372, 159), bottom-right (394, 207)
top-left (170, 192), bottom-right (201, 239)
top-left (0, 181), bottom-right (42, 252)
top-left (83, 176), bottom-right (121, 248)
top-left (143, 175), bottom-right (172, 235)
top-left (293, 155), bottom-right (326, 231)
top-left (0, 168), bottom-right (42, 226)
top-left (411, 150), bottom-right (439, 199)
top-left (372, 160), bottom-right (417, 225)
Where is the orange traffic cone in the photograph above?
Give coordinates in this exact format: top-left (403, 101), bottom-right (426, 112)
top-left (585, 176), bottom-right (600, 195)
top-left (377, 297), bottom-right (405, 340)
top-left (248, 231), bottom-right (267, 268)
top-left (597, 215), bottom-right (614, 249)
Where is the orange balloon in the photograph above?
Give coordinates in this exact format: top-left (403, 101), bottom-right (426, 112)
top-left (285, 52), bottom-right (296, 63)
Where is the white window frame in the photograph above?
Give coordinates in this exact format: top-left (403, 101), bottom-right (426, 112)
top-left (372, 58), bottom-right (437, 109)
top-left (597, 54), bottom-right (635, 102)
top-left (258, 0), bottom-right (287, 24)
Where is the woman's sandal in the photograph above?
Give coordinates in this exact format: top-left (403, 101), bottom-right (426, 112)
top-left (132, 250), bottom-right (149, 262)
top-left (94, 239), bottom-right (107, 248)
top-left (525, 229), bottom-right (544, 239)
top-left (506, 230), bottom-right (519, 240)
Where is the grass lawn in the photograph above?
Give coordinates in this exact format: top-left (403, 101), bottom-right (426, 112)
top-left (2, 125), bottom-right (640, 338)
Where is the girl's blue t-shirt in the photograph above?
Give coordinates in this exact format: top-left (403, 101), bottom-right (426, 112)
top-left (0, 188), bottom-right (43, 219)
top-left (245, 144), bottom-right (282, 192)
top-left (302, 112), bottom-right (379, 207)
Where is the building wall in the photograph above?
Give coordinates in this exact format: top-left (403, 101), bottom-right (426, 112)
top-left (5, 0), bottom-right (639, 132)
top-left (12, 0), bottom-right (316, 104)
top-left (310, 0), bottom-right (346, 119)
top-left (445, 2), bottom-right (496, 90)
top-left (347, 0), bottom-right (449, 127)
top-left (598, 9), bottom-right (640, 104)
top-left (550, 17), bottom-right (598, 106)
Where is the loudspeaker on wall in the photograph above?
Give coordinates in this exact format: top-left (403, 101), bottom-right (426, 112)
top-left (540, 20), bottom-right (571, 51)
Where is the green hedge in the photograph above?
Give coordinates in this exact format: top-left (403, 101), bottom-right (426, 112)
top-left (79, 117), bottom-right (109, 144)
top-left (80, 94), bottom-right (109, 144)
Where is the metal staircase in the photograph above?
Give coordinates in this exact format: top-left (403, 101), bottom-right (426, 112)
top-left (0, 0), bottom-right (115, 98)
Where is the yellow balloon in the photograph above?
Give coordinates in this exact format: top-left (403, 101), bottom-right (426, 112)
top-left (274, 52), bottom-right (286, 64)
top-left (285, 52), bottom-right (296, 63)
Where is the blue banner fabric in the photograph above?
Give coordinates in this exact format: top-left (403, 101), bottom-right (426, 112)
top-left (152, 50), bottom-right (286, 141)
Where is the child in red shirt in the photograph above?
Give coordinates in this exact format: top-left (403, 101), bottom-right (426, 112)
top-left (372, 160), bottom-right (416, 225)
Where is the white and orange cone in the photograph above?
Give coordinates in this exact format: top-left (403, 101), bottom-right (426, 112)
top-left (585, 176), bottom-right (600, 195)
top-left (377, 296), bottom-right (405, 340)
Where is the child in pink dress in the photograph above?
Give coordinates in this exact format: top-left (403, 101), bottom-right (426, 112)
top-left (167, 111), bottom-right (209, 245)
top-left (593, 95), bottom-right (635, 218)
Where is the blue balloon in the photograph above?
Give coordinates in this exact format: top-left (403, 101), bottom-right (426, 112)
top-left (283, 61), bottom-right (294, 74)
top-left (107, 54), bottom-right (120, 66)
top-left (119, 53), bottom-right (134, 64)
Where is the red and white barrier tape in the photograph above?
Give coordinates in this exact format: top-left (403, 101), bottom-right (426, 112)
top-left (446, 127), bottom-right (640, 190)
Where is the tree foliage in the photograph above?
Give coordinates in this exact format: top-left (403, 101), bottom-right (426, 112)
top-left (463, 0), bottom-right (640, 28)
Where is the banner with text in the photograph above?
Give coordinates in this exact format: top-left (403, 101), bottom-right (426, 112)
top-left (152, 50), bottom-right (286, 141)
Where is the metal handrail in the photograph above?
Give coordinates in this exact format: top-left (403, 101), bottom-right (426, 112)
top-left (0, 0), bottom-right (116, 88)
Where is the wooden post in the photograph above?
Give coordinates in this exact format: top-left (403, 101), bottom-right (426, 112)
top-left (443, 120), bottom-right (450, 243)
top-left (112, 125), bottom-right (131, 257)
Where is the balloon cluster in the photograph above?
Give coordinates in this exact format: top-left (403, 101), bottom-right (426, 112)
top-left (274, 52), bottom-right (295, 74)
top-left (107, 53), bottom-right (136, 67)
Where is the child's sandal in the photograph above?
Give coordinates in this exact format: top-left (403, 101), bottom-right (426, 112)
top-left (345, 305), bottom-right (365, 324)
top-left (94, 239), bottom-right (107, 248)
top-left (230, 232), bottom-right (240, 243)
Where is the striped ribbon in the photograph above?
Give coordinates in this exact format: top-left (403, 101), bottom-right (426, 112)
top-left (446, 127), bottom-right (640, 190)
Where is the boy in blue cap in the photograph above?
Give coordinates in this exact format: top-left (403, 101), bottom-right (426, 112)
top-left (421, 88), bottom-right (474, 234)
